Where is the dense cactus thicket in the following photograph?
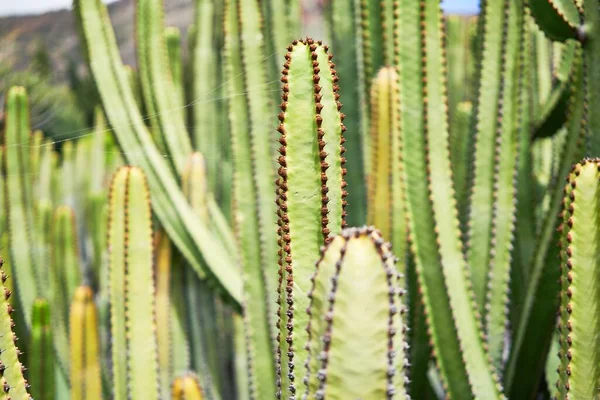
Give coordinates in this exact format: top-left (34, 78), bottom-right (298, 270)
top-left (0, 0), bottom-right (599, 399)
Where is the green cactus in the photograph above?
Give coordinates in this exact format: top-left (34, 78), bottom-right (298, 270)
top-left (274, 38), bottom-right (347, 398)
top-left (0, 257), bottom-right (31, 399)
top-left (69, 286), bottom-right (102, 400)
top-left (29, 298), bottom-right (55, 400)
top-left (366, 66), bottom-right (406, 259)
top-left (555, 159), bottom-right (600, 399)
top-left (396, 0), bottom-right (503, 397)
top-left (107, 166), bottom-right (160, 400)
top-left (74, 0), bottom-right (242, 305)
top-left (304, 227), bottom-right (409, 399)
top-left (165, 26), bottom-right (185, 108)
top-left (172, 372), bottom-right (205, 400)
top-left (2, 86), bottom-right (40, 326)
top-left (223, 0), bottom-right (279, 397)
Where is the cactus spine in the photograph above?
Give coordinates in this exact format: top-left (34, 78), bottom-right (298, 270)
top-left (70, 286), bottom-right (102, 400)
top-left (275, 38), bottom-right (347, 398)
top-left (107, 166), bottom-right (160, 400)
top-left (555, 159), bottom-right (600, 399)
top-left (304, 227), bottom-right (409, 399)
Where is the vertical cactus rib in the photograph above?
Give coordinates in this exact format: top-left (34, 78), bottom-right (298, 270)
top-left (29, 298), bottom-right (54, 400)
top-left (275, 38), bottom-right (347, 398)
top-left (223, 0), bottom-right (279, 397)
top-left (192, 0), bottom-right (219, 191)
top-left (165, 26), bottom-right (184, 108)
top-left (555, 159), bottom-right (600, 399)
top-left (136, 0), bottom-right (192, 173)
top-left (529, 0), bottom-right (579, 42)
top-left (74, 0), bottom-right (241, 304)
top-left (367, 66), bottom-right (407, 259)
top-left (171, 372), bottom-right (205, 400)
top-left (0, 258), bottom-right (30, 399)
top-left (505, 44), bottom-right (586, 398)
top-left (303, 227), bottom-right (409, 399)
top-left (108, 166), bottom-right (160, 400)
top-left (583, 0), bottom-right (600, 156)
top-left (156, 230), bottom-right (174, 400)
top-left (325, 0), bottom-right (366, 226)
top-left (2, 86), bottom-right (40, 325)
top-left (467, 0), bottom-right (523, 369)
top-left (354, 0), bottom-right (384, 177)
top-left (70, 286), bottom-right (102, 400)
top-left (395, 1), bottom-right (503, 398)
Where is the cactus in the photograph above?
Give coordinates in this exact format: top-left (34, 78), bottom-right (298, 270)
top-left (165, 26), bottom-right (185, 108)
top-left (366, 66), bottom-right (406, 258)
top-left (0, 257), bottom-right (31, 399)
top-left (172, 372), bottom-right (205, 400)
top-left (304, 227), bottom-right (409, 399)
top-left (223, 0), bottom-right (280, 397)
top-left (29, 298), bottom-right (55, 400)
top-left (74, 0), bottom-right (242, 304)
top-left (2, 86), bottom-right (40, 325)
top-left (107, 166), bottom-right (160, 400)
top-left (69, 286), bottom-right (102, 400)
top-left (274, 38), bottom-right (347, 398)
top-left (555, 159), bottom-right (600, 399)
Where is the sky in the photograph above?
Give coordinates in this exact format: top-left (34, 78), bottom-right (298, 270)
top-left (0, 0), bottom-right (479, 17)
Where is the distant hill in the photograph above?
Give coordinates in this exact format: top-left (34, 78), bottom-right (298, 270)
top-left (0, 0), bottom-right (194, 82)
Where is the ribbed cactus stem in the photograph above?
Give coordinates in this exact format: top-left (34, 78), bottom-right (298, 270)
top-left (367, 66), bottom-right (406, 258)
top-left (275, 38), bottom-right (347, 398)
top-left (0, 257), bottom-right (31, 399)
top-left (395, 0), bottom-right (503, 397)
top-left (2, 86), bottom-right (40, 325)
top-left (171, 372), bottom-right (205, 400)
top-left (29, 298), bottom-right (55, 400)
top-left (555, 159), bottom-right (600, 399)
top-left (304, 227), bottom-right (409, 399)
top-left (70, 286), bottom-right (102, 400)
top-left (108, 166), bottom-right (160, 400)
top-left (223, 0), bottom-right (280, 397)
top-left (165, 26), bottom-right (184, 108)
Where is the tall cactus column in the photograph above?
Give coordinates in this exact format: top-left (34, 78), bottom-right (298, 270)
top-left (275, 38), bottom-right (347, 399)
top-left (395, 0), bottom-right (503, 398)
top-left (223, 0), bottom-right (279, 397)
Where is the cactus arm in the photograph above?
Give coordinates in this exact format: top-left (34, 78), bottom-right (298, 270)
top-left (74, 0), bottom-right (242, 305)
top-left (70, 286), bottom-right (102, 400)
top-left (192, 0), bottom-right (219, 192)
top-left (505, 46), bottom-right (585, 398)
top-left (396, 1), bottom-right (503, 397)
top-left (171, 373), bottom-right (205, 400)
top-left (467, 0), bottom-right (518, 315)
top-left (165, 27), bottom-right (184, 108)
top-left (136, 0), bottom-right (192, 174)
top-left (304, 228), bottom-right (409, 399)
top-left (30, 298), bottom-right (55, 400)
top-left (233, 314), bottom-right (249, 400)
top-left (584, 0), bottom-right (600, 156)
top-left (54, 206), bottom-right (82, 313)
top-left (123, 167), bottom-right (160, 399)
top-left (533, 39), bottom-right (577, 139)
top-left (223, 1), bottom-right (278, 397)
top-left (529, 0), bottom-right (579, 42)
top-left (155, 230), bottom-right (173, 399)
top-left (3, 86), bottom-right (40, 325)
top-left (555, 160), bottom-right (600, 398)
top-left (367, 67), bottom-right (406, 258)
top-left (326, 0), bottom-right (366, 226)
top-left (107, 167), bottom-right (128, 400)
top-left (0, 259), bottom-right (30, 399)
top-left (275, 39), bottom-right (346, 398)
top-left (170, 256), bottom-right (191, 378)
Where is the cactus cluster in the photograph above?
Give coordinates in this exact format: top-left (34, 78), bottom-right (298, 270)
top-left (1, 0), bottom-right (600, 399)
